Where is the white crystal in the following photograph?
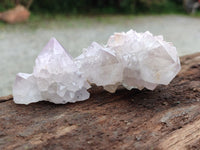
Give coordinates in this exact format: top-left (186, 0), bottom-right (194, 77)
top-left (107, 30), bottom-right (181, 90)
top-left (13, 38), bottom-right (90, 104)
top-left (13, 30), bottom-right (181, 105)
top-left (13, 73), bottom-right (42, 105)
top-left (75, 42), bottom-right (123, 93)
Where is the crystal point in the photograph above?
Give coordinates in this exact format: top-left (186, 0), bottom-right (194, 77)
top-left (107, 30), bottom-right (181, 90)
top-left (75, 42), bottom-right (123, 92)
top-left (13, 38), bottom-right (90, 104)
top-left (13, 73), bottom-right (42, 104)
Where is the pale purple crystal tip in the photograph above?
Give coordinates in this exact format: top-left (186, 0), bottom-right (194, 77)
top-left (13, 38), bottom-right (90, 104)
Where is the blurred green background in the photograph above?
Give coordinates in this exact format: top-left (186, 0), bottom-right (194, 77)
top-left (0, 0), bottom-right (183, 14)
top-left (0, 0), bottom-right (200, 97)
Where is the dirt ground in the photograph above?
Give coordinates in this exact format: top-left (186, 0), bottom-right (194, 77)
top-left (0, 15), bottom-right (200, 97)
top-left (0, 53), bottom-right (200, 150)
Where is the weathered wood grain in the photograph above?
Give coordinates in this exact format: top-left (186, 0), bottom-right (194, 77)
top-left (158, 118), bottom-right (200, 150)
top-left (0, 53), bottom-right (200, 150)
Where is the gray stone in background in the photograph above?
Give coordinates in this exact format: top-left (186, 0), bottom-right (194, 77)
top-left (0, 15), bottom-right (200, 96)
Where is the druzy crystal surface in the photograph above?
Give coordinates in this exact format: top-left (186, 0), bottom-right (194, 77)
top-left (106, 30), bottom-right (181, 91)
top-left (13, 30), bottom-right (181, 105)
top-left (75, 42), bottom-right (123, 93)
top-left (13, 38), bottom-right (90, 104)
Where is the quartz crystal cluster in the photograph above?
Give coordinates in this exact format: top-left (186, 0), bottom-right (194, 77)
top-left (75, 42), bottom-right (123, 93)
top-left (106, 30), bottom-right (181, 91)
top-left (13, 30), bottom-right (181, 104)
top-left (13, 38), bottom-right (90, 104)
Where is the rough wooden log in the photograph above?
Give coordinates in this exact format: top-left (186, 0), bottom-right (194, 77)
top-left (0, 53), bottom-right (200, 150)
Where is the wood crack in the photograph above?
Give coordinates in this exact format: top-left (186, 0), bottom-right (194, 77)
top-left (0, 95), bottom-right (13, 103)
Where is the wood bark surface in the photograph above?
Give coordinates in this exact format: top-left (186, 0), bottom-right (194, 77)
top-left (0, 53), bottom-right (200, 150)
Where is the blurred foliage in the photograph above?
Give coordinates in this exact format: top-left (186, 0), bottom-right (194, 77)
top-left (0, 0), bottom-right (31, 11)
top-left (0, 0), bottom-right (15, 11)
top-left (0, 0), bottom-right (184, 14)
